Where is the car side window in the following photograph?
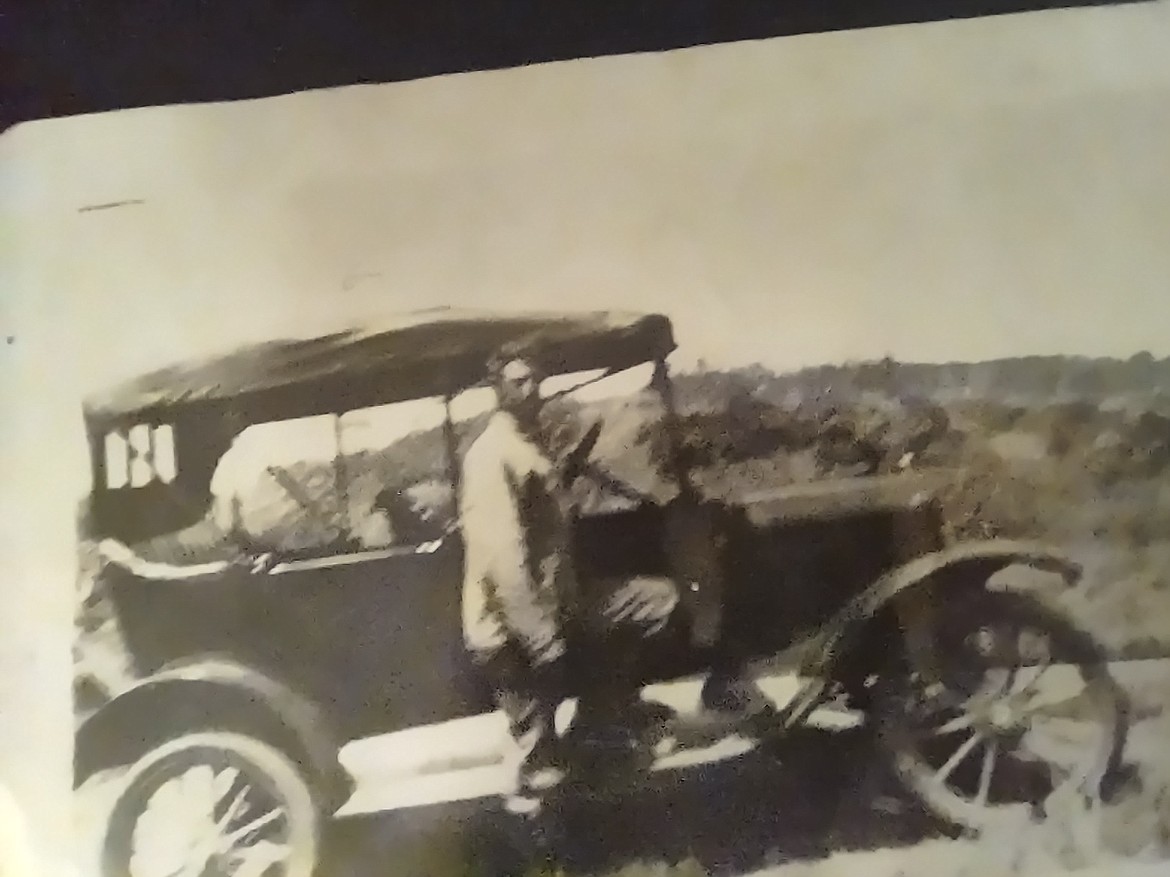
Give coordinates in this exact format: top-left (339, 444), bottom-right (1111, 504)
top-left (196, 401), bottom-right (463, 556)
top-left (540, 364), bottom-right (675, 511)
top-left (212, 415), bottom-right (342, 553)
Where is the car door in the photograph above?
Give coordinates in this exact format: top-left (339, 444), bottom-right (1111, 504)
top-left (253, 530), bottom-right (488, 743)
top-left (216, 400), bottom-right (495, 743)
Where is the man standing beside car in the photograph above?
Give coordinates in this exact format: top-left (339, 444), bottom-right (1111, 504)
top-left (459, 347), bottom-right (679, 819)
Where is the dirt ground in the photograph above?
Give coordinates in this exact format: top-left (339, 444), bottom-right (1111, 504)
top-left (494, 658), bottom-right (1170, 877)
top-left (72, 658), bottom-right (1170, 877)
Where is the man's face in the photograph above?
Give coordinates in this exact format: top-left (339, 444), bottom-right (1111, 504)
top-left (497, 358), bottom-right (542, 418)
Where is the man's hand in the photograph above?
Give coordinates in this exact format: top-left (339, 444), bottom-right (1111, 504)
top-left (509, 555), bottom-right (569, 668)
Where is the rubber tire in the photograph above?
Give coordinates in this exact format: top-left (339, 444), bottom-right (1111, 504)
top-left (873, 588), bottom-right (1128, 835)
top-left (101, 731), bottom-right (322, 877)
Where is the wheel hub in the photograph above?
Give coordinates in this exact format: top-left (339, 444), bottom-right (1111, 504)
top-left (987, 701), bottom-right (1018, 730)
top-left (129, 763), bottom-right (291, 877)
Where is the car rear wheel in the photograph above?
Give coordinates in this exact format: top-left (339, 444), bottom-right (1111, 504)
top-left (101, 731), bottom-right (321, 877)
top-left (874, 589), bottom-right (1128, 835)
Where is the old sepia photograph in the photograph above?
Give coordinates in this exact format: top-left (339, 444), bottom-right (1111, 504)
top-left (4, 3), bottom-right (1170, 877)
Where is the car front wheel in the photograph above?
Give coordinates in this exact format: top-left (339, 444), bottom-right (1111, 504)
top-left (101, 731), bottom-right (321, 877)
top-left (873, 589), bottom-right (1128, 835)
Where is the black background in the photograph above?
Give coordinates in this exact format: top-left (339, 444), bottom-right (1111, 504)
top-left (4, 1), bottom-right (1149, 131)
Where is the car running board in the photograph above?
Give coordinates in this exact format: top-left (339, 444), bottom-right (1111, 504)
top-left (335, 671), bottom-right (862, 818)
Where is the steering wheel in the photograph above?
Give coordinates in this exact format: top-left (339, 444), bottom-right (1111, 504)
top-left (560, 418), bottom-right (604, 488)
top-left (557, 418), bottom-right (656, 508)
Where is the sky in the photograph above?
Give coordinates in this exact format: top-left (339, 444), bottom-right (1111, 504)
top-left (3, 1), bottom-right (1170, 867)
top-left (6, 1), bottom-right (1170, 403)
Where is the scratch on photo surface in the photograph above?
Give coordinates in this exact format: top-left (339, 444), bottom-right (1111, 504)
top-left (343, 271), bottom-right (384, 291)
top-left (77, 199), bottom-right (145, 213)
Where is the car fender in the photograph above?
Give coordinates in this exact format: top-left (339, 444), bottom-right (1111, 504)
top-left (74, 656), bottom-right (353, 811)
top-left (799, 538), bottom-right (1083, 677)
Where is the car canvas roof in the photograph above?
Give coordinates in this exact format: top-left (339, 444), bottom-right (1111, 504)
top-left (83, 308), bottom-right (675, 430)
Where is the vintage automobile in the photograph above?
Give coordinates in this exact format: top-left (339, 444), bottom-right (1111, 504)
top-left (75, 309), bottom-right (1130, 877)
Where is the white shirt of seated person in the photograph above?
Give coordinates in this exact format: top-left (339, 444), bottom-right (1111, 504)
top-left (208, 436), bottom-right (253, 536)
top-left (353, 507), bottom-right (395, 549)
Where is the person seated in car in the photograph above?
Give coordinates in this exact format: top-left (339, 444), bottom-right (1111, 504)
top-left (365, 479), bottom-right (455, 548)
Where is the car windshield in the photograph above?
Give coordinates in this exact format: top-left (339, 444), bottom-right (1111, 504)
top-left (535, 362), bottom-right (676, 512)
top-left (203, 361), bottom-right (673, 555)
top-left (445, 361), bottom-right (675, 513)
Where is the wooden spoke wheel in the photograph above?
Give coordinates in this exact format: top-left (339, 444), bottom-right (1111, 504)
top-left (101, 732), bottom-right (322, 877)
top-left (875, 589), bottom-right (1128, 834)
